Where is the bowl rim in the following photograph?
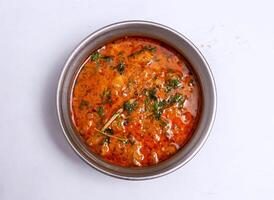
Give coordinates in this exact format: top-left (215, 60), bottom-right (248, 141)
top-left (56, 20), bottom-right (217, 180)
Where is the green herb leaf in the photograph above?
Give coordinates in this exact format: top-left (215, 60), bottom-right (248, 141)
top-left (123, 100), bottom-right (137, 114)
top-left (166, 78), bottom-right (181, 92)
top-left (90, 52), bottom-right (101, 61)
top-left (152, 101), bottom-right (164, 120)
top-left (143, 45), bottom-right (157, 52)
top-left (116, 61), bottom-right (125, 75)
top-left (98, 106), bottom-right (104, 116)
top-left (148, 87), bottom-right (157, 101)
top-left (168, 93), bottom-right (184, 105)
top-left (128, 45), bottom-right (157, 57)
top-left (150, 93), bottom-right (184, 120)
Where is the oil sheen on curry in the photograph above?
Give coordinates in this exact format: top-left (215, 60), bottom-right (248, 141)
top-left (71, 37), bottom-right (200, 167)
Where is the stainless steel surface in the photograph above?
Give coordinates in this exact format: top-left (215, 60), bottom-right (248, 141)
top-left (56, 20), bottom-right (217, 180)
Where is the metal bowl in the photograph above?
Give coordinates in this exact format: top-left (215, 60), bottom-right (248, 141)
top-left (56, 20), bottom-right (217, 180)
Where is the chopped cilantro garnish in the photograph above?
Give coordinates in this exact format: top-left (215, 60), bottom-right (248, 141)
top-left (98, 106), bottom-right (104, 116)
top-left (123, 100), bottom-right (137, 114)
top-left (90, 52), bottom-right (101, 61)
top-left (117, 61), bottom-right (125, 75)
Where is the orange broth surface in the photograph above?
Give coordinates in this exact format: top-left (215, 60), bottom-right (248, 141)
top-left (71, 37), bottom-right (201, 167)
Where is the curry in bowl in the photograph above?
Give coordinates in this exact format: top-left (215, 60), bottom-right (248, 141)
top-left (71, 36), bottom-right (201, 167)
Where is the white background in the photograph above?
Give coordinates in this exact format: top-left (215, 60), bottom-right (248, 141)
top-left (1, 0), bottom-right (274, 199)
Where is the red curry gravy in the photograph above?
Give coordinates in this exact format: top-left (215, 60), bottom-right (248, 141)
top-left (71, 37), bottom-right (201, 167)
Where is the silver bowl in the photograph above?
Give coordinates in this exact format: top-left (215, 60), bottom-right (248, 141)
top-left (56, 20), bottom-right (217, 180)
